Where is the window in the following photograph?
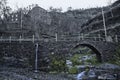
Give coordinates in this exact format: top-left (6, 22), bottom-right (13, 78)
top-left (16, 18), bottom-right (18, 21)
top-left (16, 14), bottom-right (18, 17)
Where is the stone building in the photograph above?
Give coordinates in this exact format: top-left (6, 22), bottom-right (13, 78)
top-left (0, 9), bottom-right (34, 38)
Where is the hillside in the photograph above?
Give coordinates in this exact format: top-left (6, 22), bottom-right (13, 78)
top-left (0, 6), bottom-right (105, 38)
top-left (81, 1), bottom-right (120, 38)
top-left (25, 6), bottom-right (107, 38)
top-left (80, 0), bottom-right (120, 40)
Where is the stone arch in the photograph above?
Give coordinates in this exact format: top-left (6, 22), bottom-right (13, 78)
top-left (73, 43), bottom-right (102, 62)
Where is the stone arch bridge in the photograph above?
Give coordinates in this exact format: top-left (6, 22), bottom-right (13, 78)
top-left (0, 35), bottom-right (118, 63)
top-left (39, 40), bottom-right (117, 62)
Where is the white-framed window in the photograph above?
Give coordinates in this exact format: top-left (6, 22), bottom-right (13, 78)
top-left (16, 14), bottom-right (18, 17)
top-left (16, 18), bottom-right (18, 21)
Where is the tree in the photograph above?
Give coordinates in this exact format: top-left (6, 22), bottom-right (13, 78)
top-left (0, 0), bottom-right (11, 20)
top-left (67, 7), bottom-right (72, 11)
top-left (50, 54), bottom-right (67, 72)
top-left (48, 6), bottom-right (62, 12)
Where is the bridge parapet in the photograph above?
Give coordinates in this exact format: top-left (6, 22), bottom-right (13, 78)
top-left (0, 34), bottom-right (107, 43)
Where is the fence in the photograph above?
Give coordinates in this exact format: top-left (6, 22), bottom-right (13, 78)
top-left (0, 34), bottom-right (119, 43)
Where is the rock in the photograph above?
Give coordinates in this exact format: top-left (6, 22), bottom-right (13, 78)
top-left (0, 67), bottom-right (70, 80)
top-left (88, 69), bottom-right (96, 78)
top-left (77, 71), bottom-right (87, 80)
top-left (98, 73), bottom-right (117, 80)
top-left (97, 63), bottom-right (120, 70)
top-left (77, 69), bottom-right (97, 80)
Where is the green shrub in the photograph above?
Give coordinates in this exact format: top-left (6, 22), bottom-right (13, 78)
top-left (85, 56), bottom-right (98, 65)
top-left (50, 55), bottom-right (67, 72)
top-left (70, 54), bottom-right (82, 66)
top-left (68, 66), bottom-right (78, 74)
top-left (108, 46), bottom-right (120, 66)
top-left (110, 46), bottom-right (120, 66)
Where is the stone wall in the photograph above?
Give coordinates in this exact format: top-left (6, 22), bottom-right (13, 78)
top-left (0, 40), bottom-right (118, 68)
top-left (0, 42), bottom-right (49, 68)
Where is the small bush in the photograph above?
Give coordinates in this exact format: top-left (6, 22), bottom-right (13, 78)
top-left (50, 55), bottom-right (67, 72)
top-left (108, 46), bottom-right (120, 66)
top-left (110, 46), bottom-right (120, 66)
top-left (68, 66), bottom-right (78, 74)
top-left (70, 54), bottom-right (82, 66)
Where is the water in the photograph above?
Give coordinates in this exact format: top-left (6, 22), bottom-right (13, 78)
top-left (77, 71), bottom-right (86, 80)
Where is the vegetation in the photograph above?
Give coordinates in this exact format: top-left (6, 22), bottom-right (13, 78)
top-left (0, 2), bottom-right (104, 37)
top-left (109, 46), bottom-right (120, 66)
top-left (48, 6), bottom-right (62, 12)
top-left (49, 54), bottom-right (67, 73)
top-left (68, 66), bottom-right (78, 74)
top-left (71, 47), bottom-right (98, 64)
top-left (0, 0), bottom-right (11, 20)
top-left (70, 53), bottom-right (98, 65)
top-left (66, 48), bottom-right (100, 74)
top-left (70, 54), bottom-right (82, 66)
top-left (114, 49), bottom-right (120, 66)
top-left (85, 56), bottom-right (98, 65)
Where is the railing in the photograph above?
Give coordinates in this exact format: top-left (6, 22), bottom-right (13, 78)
top-left (56, 34), bottom-right (105, 42)
top-left (0, 34), bottom-right (119, 43)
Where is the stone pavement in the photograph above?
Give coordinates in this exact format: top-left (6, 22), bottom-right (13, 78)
top-left (0, 67), bottom-right (74, 80)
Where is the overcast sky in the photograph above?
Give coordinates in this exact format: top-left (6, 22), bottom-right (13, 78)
top-left (8, 0), bottom-right (116, 11)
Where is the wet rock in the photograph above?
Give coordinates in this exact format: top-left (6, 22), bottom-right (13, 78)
top-left (97, 63), bottom-right (120, 70)
top-left (98, 73), bottom-right (117, 80)
top-left (88, 69), bottom-right (97, 78)
top-left (77, 69), bottom-right (97, 80)
top-left (0, 67), bottom-right (70, 80)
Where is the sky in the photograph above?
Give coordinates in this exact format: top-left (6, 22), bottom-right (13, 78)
top-left (7, 0), bottom-right (116, 11)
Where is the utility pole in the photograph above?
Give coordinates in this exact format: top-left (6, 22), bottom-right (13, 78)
top-left (102, 8), bottom-right (107, 41)
top-left (20, 10), bottom-right (23, 29)
top-left (20, 9), bottom-right (23, 38)
top-left (35, 43), bottom-right (38, 72)
top-left (55, 33), bottom-right (58, 41)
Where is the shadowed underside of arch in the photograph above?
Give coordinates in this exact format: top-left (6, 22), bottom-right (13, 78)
top-left (74, 43), bottom-right (102, 62)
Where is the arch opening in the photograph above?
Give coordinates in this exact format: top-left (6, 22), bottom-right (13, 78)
top-left (72, 43), bottom-right (102, 63)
